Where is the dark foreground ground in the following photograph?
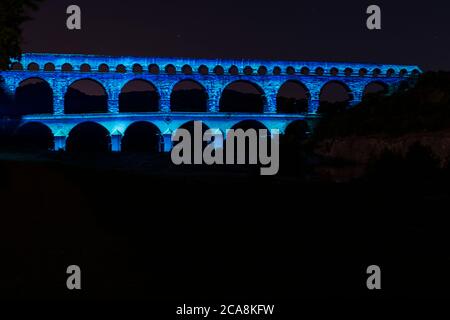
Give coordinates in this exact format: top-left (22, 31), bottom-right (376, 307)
top-left (0, 151), bottom-right (449, 307)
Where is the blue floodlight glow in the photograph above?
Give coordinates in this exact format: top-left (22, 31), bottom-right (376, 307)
top-left (0, 53), bottom-right (421, 151)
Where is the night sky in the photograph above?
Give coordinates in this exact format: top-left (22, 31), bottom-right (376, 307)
top-left (21, 0), bottom-right (450, 71)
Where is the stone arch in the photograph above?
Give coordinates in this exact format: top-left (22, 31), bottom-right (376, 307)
top-left (27, 62), bottom-right (39, 71)
top-left (11, 62), bottom-right (23, 70)
top-left (344, 68), bottom-right (353, 76)
top-left (372, 68), bottom-right (381, 77)
top-left (116, 64), bottom-right (126, 73)
top-left (315, 67), bottom-right (324, 76)
top-left (149, 64), bottom-right (160, 74)
top-left (284, 120), bottom-right (310, 141)
top-left (62, 63), bottom-right (73, 72)
top-left (173, 120), bottom-right (211, 163)
top-left (257, 66), bottom-right (268, 75)
top-left (119, 79), bottom-right (159, 112)
top-left (80, 63), bottom-right (91, 72)
top-left (132, 64), bottom-right (143, 73)
top-left (121, 121), bottom-right (162, 153)
top-left (399, 69), bottom-right (408, 77)
top-left (182, 64), bottom-right (193, 75)
top-left (330, 67), bottom-right (339, 76)
top-left (318, 80), bottom-right (352, 114)
top-left (273, 66), bottom-right (281, 75)
top-left (363, 81), bottom-right (389, 100)
top-left (98, 63), bottom-right (109, 72)
top-left (14, 122), bottom-right (54, 150)
top-left (165, 64), bottom-right (176, 74)
top-left (386, 68), bottom-right (395, 77)
top-left (300, 67), bottom-right (310, 75)
top-left (219, 80), bottom-right (266, 113)
top-left (44, 63), bottom-right (55, 72)
top-left (64, 78), bottom-right (108, 114)
top-left (66, 121), bottom-right (111, 153)
top-left (213, 65), bottom-right (224, 75)
top-left (15, 77), bottom-right (53, 115)
top-left (225, 120), bottom-right (270, 165)
top-left (229, 65), bottom-right (239, 75)
top-left (359, 68), bottom-right (368, 76)
top-left (244, 66), bottom-right (254, 75)
top-left (198, 65), bottom-right (209, 75)
top-left (230, 119), bottom-right (269, 132)
top-left (176, 120), bottom-right (211, 133)
top-left (286, 66), bottom-right (295, 75)
top-left (170, 79), bottom-right (208, 112)
top-left (277, 80), bottom-right (310, 114)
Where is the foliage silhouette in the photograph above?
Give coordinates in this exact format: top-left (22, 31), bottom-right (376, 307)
top-left (279, 121), bottom-right (310, 177)
top-left (314, 72), bottom-right (450, 139)
top-left (366, 143), bottom-right (439, 183)
top-left (277, 96), bottom-right (308, 114)
top-left (0, 0), bottom-right (43, 70)
top-left (317, 101), bottom-right (348, 115)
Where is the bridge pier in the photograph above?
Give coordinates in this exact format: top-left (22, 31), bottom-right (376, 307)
top-left (2, 76), bottom-right (20, 96)
top-left (160, 99), bottom-right (171, 113)
top-left (264, 93), bottom-right (278, 113)
top-left (207, 99), bottom-right (219, 113)
top-left (111, 129), bottom-right (123, 152)
top-left (108, 99), bottom-right (119, 114)
top-left (52, 78), bottom-right (68, 115)
top-left (157, 81), bottom-right (173, 112)
top-left (54, 131), bottom-right (67, 151)
top-left (206, 87), bottom-right (220, 112)
top-left (349, 100), bottom-right (362, 108)
top-left (349, 91), bottom-right (363, 108)
top-left (308, 100), bottom-right (320, 114)
top-left (162, 132), bottom-right (173, 152)
top-left (209, 129), bottom-right (224, 150)
top-left (53, 98), bottom-right (65, 116)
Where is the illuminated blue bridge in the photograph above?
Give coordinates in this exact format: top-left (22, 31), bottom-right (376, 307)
top-left (0, 53), bottom-right (421, 152)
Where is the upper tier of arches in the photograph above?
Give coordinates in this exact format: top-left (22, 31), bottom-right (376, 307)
top-left (9, 53), bottom-right (421, 78)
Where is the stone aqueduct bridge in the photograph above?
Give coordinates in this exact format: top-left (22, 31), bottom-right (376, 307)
top-left (0, 53), bottom-right (421, 151)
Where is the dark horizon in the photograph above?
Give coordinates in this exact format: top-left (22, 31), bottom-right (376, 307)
top-left (20, 0), bottom-right (450, 71)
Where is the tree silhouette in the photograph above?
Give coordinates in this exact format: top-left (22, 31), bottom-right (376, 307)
top-left (314, 72), bottom-right (450, 139)
top-left (0, 0), bottom-right (43, 70)
top-left (366, 143), bottom-right (439, 183)
top-left (404, 142), bottom-right (439, 181)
